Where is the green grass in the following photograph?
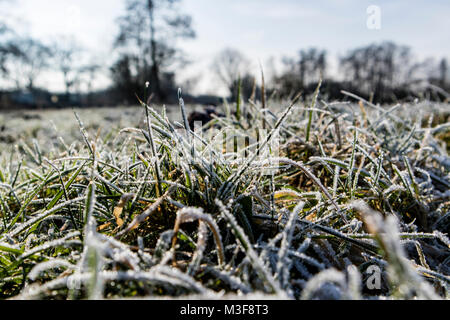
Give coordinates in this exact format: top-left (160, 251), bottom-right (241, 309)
top-left (0, 91), bottom-right (449, 300)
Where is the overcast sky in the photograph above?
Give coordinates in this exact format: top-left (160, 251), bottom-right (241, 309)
top-left (2, 0), bottom-right (450, 94)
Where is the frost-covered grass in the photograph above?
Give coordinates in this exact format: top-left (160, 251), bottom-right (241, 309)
top-left (0, 90), bottom-right (449, 300)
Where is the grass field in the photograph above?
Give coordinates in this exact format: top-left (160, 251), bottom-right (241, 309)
top-left (0, 92), bottom-right (449, 300)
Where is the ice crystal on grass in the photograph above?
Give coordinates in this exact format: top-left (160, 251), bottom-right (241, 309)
top-left (0, 90), bottom-right (448, 300)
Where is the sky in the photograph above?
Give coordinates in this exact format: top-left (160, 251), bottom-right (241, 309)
top-left (2, 0), bottom-right (450, 94)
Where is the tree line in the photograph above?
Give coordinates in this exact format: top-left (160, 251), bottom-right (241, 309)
top-left (214, 45), bottom-right (449, 104)
top-left (0, 0), bottom-right (448, 109)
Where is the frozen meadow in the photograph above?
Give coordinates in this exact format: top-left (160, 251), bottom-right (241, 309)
top-left (0, 94), bottom-right (449, 300)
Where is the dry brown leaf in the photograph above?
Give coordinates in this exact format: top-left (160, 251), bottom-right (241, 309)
top-left (113, 206), bottom-right (125, 227)
top-left (305, 212), bottom-right (317, 222)
top-left (113, 193), bottom-right (135, 227)
top-left (98, 222), bottom-right (112, 231)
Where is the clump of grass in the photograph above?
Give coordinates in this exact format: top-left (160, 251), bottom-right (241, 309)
top-left (0, 86), bottom-right (449, 300)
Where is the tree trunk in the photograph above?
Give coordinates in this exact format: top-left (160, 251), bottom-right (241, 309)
top-left (148, 0), bottom-right (163, 101)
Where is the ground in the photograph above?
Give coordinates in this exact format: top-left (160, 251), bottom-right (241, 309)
top-left (0, 98), bottom-right (449, 300)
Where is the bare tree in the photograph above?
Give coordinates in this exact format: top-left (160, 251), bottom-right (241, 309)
top-left (113, 0), bottom-right (195, 102)
top-left (0, 37), bottom-right (19, 79)
top-left (299, 48), bottom-right (327, 86)
top-left (0, 23), bottom-right (8, 75)
top-left (81, 64), bottom-right (101, 93)
top-left (111, 55), bottom-right (140, 104)
top-left (0, 0), bottom-right (20, 79)
top-left (439, 58), bottom-right (448, 87)
top-left (52, 37), bottom-right (83, 98)
top-left (340, 41), bottom-right (411, 99)
top-left (212, 48), bottom-right (251, 97)
top-left (273, 48), bottom-right (327, 97)
top-left (7, 37), bottom-right (51, 91)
